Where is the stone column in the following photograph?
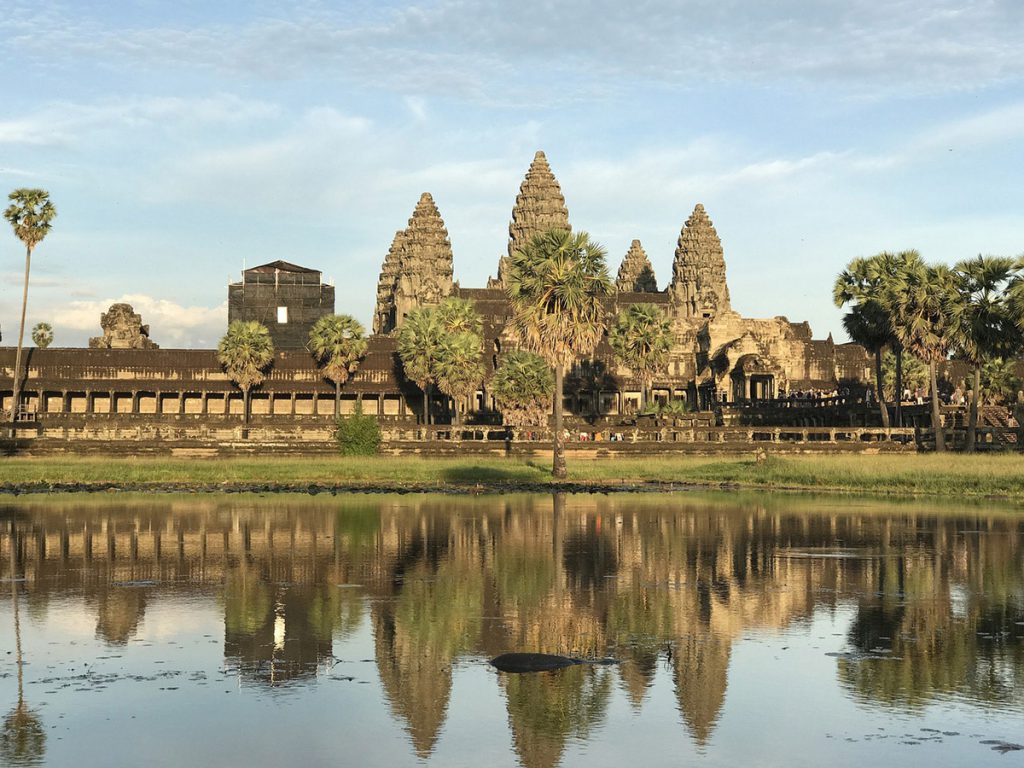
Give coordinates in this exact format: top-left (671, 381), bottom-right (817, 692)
top-left (201, 391), bottom-right (208, 415)
top-left (131, 391), bottom-right (139, 414)
top-left (290, 392), bottom-right (296, 416)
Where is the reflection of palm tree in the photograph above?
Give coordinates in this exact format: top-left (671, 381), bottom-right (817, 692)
top-left (2, 524), bottom-right (45, 766)
top-left (502, 665), bottom-right (612, 768)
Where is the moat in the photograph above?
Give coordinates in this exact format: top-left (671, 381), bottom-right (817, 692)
top-left (2, 493), bottom-right (1022, 767)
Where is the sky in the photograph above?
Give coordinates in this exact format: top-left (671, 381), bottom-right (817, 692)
top-left (1, 0), bottom-right (1023, 349)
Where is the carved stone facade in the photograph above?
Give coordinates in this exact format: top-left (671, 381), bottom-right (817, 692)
top-left (88, 303), bottom-right (159, 349)
top-left (669, 204), bottom-right (732, 321)
top-left (616, 240), bottom-right (659, 293)
top-left (373, 194), bottom-right (454, 334)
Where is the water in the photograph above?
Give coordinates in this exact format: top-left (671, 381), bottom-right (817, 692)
top-left (1, 492), bottom-right (1022, 767)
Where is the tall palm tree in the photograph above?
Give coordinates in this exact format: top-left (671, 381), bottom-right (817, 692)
top-left (308, 314), bottom-right (369, 418)
top-left (396, 306), bottom-right (443, 426)
top-left (609, 303), bottom-right (672, 411)
top-left (839, 302), bottom-right (892, 427)
top-left (491, 350), bottom-right (554, 428)
top-left (950, 255), bottom-right (1022, 452)
top-left (891, 261), bottom-right (958, 452)
top-left (3, 189), bottom-right (56, 432)
top-left (217, 321), bottom-right (274, 439)
top-left (834, 251), bottom-right (921, 427)
top-left (505, 228), bottom-right (612, 479)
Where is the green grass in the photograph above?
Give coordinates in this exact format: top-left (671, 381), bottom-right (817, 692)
top-left (2, 453), bottom-right (1024, 500)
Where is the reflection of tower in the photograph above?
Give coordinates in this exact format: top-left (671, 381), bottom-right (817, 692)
top-left (373, 602), bottom-right (452, 759)
top-left (222, 573), bottom-right (335, 687)
top-left (672, 633), bottom-right (730, 747)
top-left (95, 587), bottom-right (147, 645)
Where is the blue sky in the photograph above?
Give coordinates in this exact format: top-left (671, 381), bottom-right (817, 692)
top-left (2, 0), bottom-right (1023, 348)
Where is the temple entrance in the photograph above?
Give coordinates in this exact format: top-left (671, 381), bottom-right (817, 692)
top-left (731, 355), bottom-right (780, 402)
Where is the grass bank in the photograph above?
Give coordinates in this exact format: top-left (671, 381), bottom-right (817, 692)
top-left (1, 454), bottom-right (1024, 500)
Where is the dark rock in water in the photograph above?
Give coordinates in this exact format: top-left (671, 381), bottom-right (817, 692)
top-left (490, 653), bottom-right (581, 673)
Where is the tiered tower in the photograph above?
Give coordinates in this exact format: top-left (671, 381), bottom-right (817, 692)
top-left (374, 193), bottom-right (454, 334)
top-left (491, 151), bottom-right (570, 289)
top-left (372, 229), bottom-right (406, 335)
top-left (668, 204), bottom-right (732, 320)
top-left (615, 240), bottom-right (659, 293)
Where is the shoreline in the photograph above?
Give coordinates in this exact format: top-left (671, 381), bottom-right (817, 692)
top-left (1, 454), bottom-right (1023, 502)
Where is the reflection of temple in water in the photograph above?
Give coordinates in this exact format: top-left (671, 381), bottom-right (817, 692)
top-left (2, 495), bottom-right (1023, 763)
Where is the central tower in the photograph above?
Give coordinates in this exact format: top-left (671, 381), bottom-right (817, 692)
top-left (490, 151), bottom-right (570, 289)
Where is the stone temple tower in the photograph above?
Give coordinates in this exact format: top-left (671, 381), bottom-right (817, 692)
top-left (373, 192), bottom-right (454, 334)
top-left (490, 151), bottom-right (570, 289)
top-left (616, 240), bottom-right (659, 293)
top-left (668, 204), bottom-right (732, 321)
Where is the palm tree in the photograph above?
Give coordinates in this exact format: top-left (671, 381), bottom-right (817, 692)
top-left (396, 306), bottom-right (443, 425)
top-left (217, 321), bottom-right (274, 439)
top-left (434, 297), bottom-right (484, 424)
top-left (31, 322), bottom-right (53, 349)
top-left (834, 251), bottom-right (921, 427)
top-left (435, 332), bottom-right (484, 425)
top-left (3, 189), bottom-right (56, 432)
top-left (950, 256), bottom-right (1022, 452)
top-left (435, 297), bottom-right (483, 336)
top-left (308, 314), bottom-right (369, 418)
top-left (839, 302), bottom-right (892, 427)
top-left (505, 228), bottom-right (612, 478)
top-left (891, 261), bottom-right (958, 452)
top-left (491, 350), bottom-right (554, 428)
top-left (609, 303), bottom-right (672, 412)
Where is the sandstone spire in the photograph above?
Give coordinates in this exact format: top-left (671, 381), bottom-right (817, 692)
top-left (668, 203), bottom-right (731, 320)
top-left (491, 151), bottom-right (570, 288)
top-left (391, 192), bottom-right (455, 328)
top-left (615, 239), bottom-right (659, 292)
top-left (372, 229), bottom-right (407, 335)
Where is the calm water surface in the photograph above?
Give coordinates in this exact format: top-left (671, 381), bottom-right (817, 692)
top-left (1, 492), bottom-right (1023, 767)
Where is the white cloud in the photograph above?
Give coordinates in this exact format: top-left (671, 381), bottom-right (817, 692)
top-left (7, 1), bottom-right (1024, 99)
top-left (0, 95), bottom-right (279, 147)
top-left (51, 294), bottom-right (227, 348)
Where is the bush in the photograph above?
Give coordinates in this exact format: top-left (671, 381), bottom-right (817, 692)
top-left (334, 401), bottom-right (381, 456)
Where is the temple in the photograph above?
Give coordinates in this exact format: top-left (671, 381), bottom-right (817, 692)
top-left (376, 150), bottom-right (869, 415)
top-left (0, 149), bottom-right (877, 448)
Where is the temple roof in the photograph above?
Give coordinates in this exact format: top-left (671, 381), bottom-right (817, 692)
top-left (246, 260), bottom-right (320, 275)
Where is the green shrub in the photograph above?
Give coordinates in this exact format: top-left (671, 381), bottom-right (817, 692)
top-left (334, 401), bottom-right (381, 456)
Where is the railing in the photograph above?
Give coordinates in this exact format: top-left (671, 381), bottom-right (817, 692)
top-left (380, 424), bottom-right (919, 447)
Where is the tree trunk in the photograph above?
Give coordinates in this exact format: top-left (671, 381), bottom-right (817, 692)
top-left (553, 363), bottom-right (566, 479)
top-left (9, 245), bottom-right (32, 435)
top-left (640, 382), bottom-right (648, 413)
top-left (894, 344), bottom-right (904, 427)
top-left (966, 364), bottom-right (980, 453)
top-left (422, 388), bottom-right (429, 427)
top-left (242, 388), bottom-right (250, 440)
top-left (874, 348), bottom-right (890, 428)
top-left (452, 394), bottom-right (461, 427)
top-left (334, 381), bottom-right (341, 420)
top-left (929, 359), bottom-right (945, 452)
